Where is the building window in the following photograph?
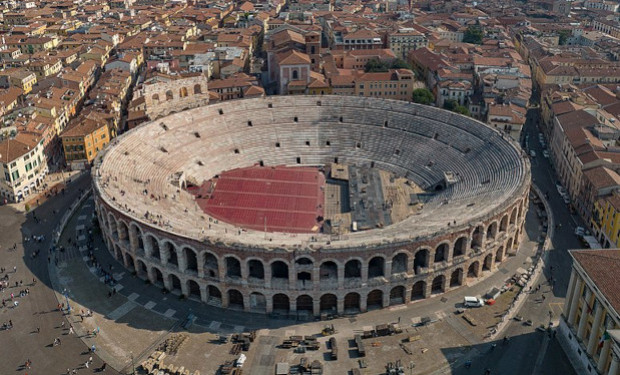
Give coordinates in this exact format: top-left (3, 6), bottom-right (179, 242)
top-left (292, 70), bottom-right (299, 80)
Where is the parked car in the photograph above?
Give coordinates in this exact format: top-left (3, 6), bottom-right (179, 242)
top-left (463, 296), bottom-right (485, 307)
top-left (543, 150), bottom-right (549, 158)
top-left (530, 150), bottom-right (536, 157)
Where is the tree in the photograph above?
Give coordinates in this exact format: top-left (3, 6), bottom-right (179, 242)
top-left (558, 30), bottom-right (570, 46)
top-left (463, 26), bottom-right (484, 45)
top-left (365, 59), bottom-right (389, 72)
top-left (443, 99), bottom-right (470, 116)
top-left (412, 88), bottom-right (434, 105)
top-left (390, 58), bottom-right (412, 70)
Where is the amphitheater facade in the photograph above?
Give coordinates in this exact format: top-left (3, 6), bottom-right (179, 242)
top-left (93, 95), bottom-right (531, 316)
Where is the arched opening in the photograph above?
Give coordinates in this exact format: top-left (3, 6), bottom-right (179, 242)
top-left (296, 295), bottom-right (313, 311)
top-left (187, 280), bottom-right (201, 299)
top-left (250, 292), bottom-right (266, 311)
top-left (204, 252), bottom-right (218, 278)
top-left (271, 261), bottom-right (289, 281)
top-left (510, 208), bottom-right (517, 225)
top-left (124, 252), bottom-right (135, 271)
top-left (193, 84), bottom-right (202, 94)
top-left (297, 271), bottom-right (311, 282)
top-left (108, 215), bottom-right (118, 240)
top-left (471, 225), bottom-right (483, 248)
top-left (228, 289), bottom-right (244, 309)
top-left (411, 281), bottom-right (426, 300)
top-left (367, 290), bottom-right (383, 310)
top-left (114, 245), bottom-right (122, 262)
top-left (467, 261), bottom-right (480, 278)
top-left (450, 268), bottom-right (463, 287)
top-left (500, 215), bottom-right (508, 232)
top-left (344, 259), bottom-right (361, 278)
top-left (137, 260), bottom-right (148, 279)
top-left (413, 249), bottom-right (429, 274)
top-left (483, 254), bottom-right (493, 271)
top-left (434, 244), bottom-right (448, 263)
top-left (431, 275), bottom-right (445, 294)
top-left (518, 203), bottom-right (524, 221)
top-left (295, 257), bottom-right (313, 266)
top-left (118, 221), bottom-right (129, 242)
top-left (167, 245), bottom-right (179, 269)
top-left (273, 294), bottom-right (290, 312)
top-left (207, 285), bottom-right (222, 304)
top-left (344, 292), bottom-right (360, 312)
top-left (391, 253), bottom-right (408, 275)
top-left (179, 87), bottom-right (188, 98)
top-left (169, 274), bottom-right (182, 293)
top-left (248, 259), bottom-right (264, 279)
top-left (486, 222), bottom-right (498, 240)
top-left (184, 247), bottom-right (198, 273)
top-left (295, 257), bottom-right (313, 282)
top-left (147, 235), bottom-right (160, 261)
top-left (151, 93), bottom-right (160, 102)
top-left (389, 286), bottom-right (406, 305)
top-left (368, 257), bottom-right (385, 278)
top-left (507, 237), bottom-right (514, 251)
top-left (319, 261), bottom-right (338, 282)
top-left (495, 246), bottom-right (504, 263)
top-left (165, 90), bottom-right (173, 100)
top-left (131, 225), bottom-right (144, 255)
top-left (292, 70), bottom-right (299, 80)
top-left (153, 267), bottom-right (164, 286)
top-left (320, 294), bottom-right (337, 313)
top-left (226, 257), bottom-right (241, 278)
top-left (454, 237), bottom-right (467, 257)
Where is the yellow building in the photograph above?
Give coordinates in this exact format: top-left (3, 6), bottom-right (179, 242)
top-left (60, 115), bottom-right (111, 167)
top-left (0, 69), bottom-right (37, 94)
top-left (354, 69), bottom-right (416, 102)
top-left (559, 249), bottom-right (620, 375)
top-left (591, 194), bottom-right (620, 248)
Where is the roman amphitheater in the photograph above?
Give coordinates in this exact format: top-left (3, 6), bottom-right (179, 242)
top-left (92, 95), bottom-right (531, 317)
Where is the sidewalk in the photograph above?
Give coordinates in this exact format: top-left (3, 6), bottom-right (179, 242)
top-left (10, 169), bottom-right (83, 213)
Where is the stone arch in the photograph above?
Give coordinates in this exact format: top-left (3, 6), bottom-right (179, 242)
top-left (431, 275), bottom-right (445, 294)
top-left (486, 222), bottom-right (498, 240)
top-left (319, 260), bottom-right (338, 281)
top-left (271, 260), bottom-right (289, 281)
top-left (368, 256), bottom-right (385, 278)
top-left (413, 248), bottom-right (430, 274)
top-left (454, 236), bottom-right (467, 257)
top-left (247, 259), bottom-right (265, 279)
top-left (207, 285), bottom-right (222, 303)
top-left (187, 279), bottom-right (201, 299)
top-left (510, 208), bottom-right (517, 225)
top-left (250, 292), bottom-right (266, 311)
top-left (124, 252), bottom-right (135, 271)
top-left (320, 293), bottom-right (337, 312)
top-left (225, 256), bottom-right (242, 278)
top-left (169, 273), bottom-right (182, 293)
top-left (483, 253), bottom-right (493, 271)
top-left (162, 241), bottom-right (178, 269)
top-left (467, 261), bottom-right (480, 278)
top-left (344, 258), bottom-right (362, 278)
top-left (411, 281), bottom-right (426, 300)
top-left (518, 201), bottom-right (524, 220)
top-left (203, 251), bottom-right (218, 278)
top-left (108, 213), bottom-right (118, 240)
top-left (228, 289), bottom-right (244, 309)
top-left (152, 93), bottom-right (159, 102)
top-left (500, 215), bottom-right (509, 232)
top-left (495, 246), bottom-right (504, 262)
top-left (114, 245), bottom-right (122, 261)
top-left (146, 234), bottom-right (160, 261)
top-left (152, 267), bottom-right (164, 286)
top-left (118, 220), bottom-right (129, 242)
top-left (389, 285), bottom-right (406, 305)
top-left (471, 225), bottom-right (483, 248)
top-left (391, 252), bottom-right (409, 275)
top-left (193, 84), bottom-right (202, 94)
top-left (344, 292), bottom-right (360, 312)
top-left (183, 247), bottom-right (198, 273)
top-left (450, 268), bottom-right (463, 287)
top-left (273, 294), bottom-right (290, 312)
top-left (136, 259), bottom-right (148, 279)
top-left (179, 86), bottom-right (188, 98)
top-left (295, 257), bottom-right (313, 282)
top-left (165, 90), bottom-right (173, 101)
top-left (507, 237), bottom-right (514, 251)
top-left (434, 243), bottom-right (449, 263)
top-left (292, 69), bottom-right (299, 80)
top-left (367, 289), bottom-right (383, 309)
top-left (130, 223), bottom-right (144, 255)
top-left (296, 295), bottom-right (313, 311)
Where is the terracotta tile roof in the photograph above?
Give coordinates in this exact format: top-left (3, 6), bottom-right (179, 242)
top-left (277, 49), bottom-right (310, 65)
top-left (0, 137), bottom-right (37, 164)
top-left (584, 166), bottom-right (620, 190)
top-left (571, 249), bottom-right (620, 314)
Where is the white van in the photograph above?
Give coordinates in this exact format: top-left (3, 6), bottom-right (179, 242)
top-left (463, 296), bottom-right (484, 308)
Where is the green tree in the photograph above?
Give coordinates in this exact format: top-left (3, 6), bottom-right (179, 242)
top-left (365, 59), bottom-right (389, 72)
top-left (558, 30), bottom-right (570, 46)
top-left (412, 88), bottom-right (434, 105)
top-left (454, 105), bottom-right (470, 116)
top-left (463, 26), bottom-right (484, 45)
top-left (443, 99), bottom-right (470, 116)
top-left (390, 58), bottom-right (412, 70)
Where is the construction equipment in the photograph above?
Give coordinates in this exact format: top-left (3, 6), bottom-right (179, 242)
top-left (322, 324), bottom-right (336, 336)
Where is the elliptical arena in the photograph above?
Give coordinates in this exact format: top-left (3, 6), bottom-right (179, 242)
top-left (92, 95), bottom-right (531, 317)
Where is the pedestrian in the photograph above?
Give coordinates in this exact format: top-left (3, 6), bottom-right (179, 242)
top-left (13, 266), bottom-right (16, 273)
top-left (542, 294), bottom-right (546, 301)
top-left (101, 362), bottom-right (107, 371)
top-left (91, 344), bottom-right (96, 353)
top-left (88, 356), bottom-right (93, 364)
top-left (61, 321), bottom-right (65, 328)
top-left (69, 326), bottom-right (74, 335)
top-left (36, 327), bottom-right (40, 334)
top-left (84, 361), bottom-right (89, 369)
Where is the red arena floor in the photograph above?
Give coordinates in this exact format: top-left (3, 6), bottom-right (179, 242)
top-left (190, 165), bottom-right (325, 233)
